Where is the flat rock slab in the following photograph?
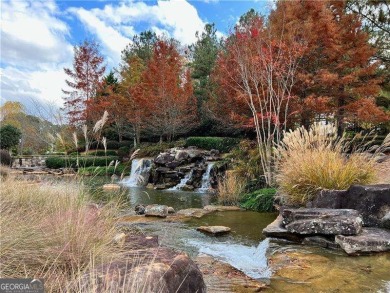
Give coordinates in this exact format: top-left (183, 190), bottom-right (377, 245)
top-left (335, 227), bottom-right (390, 255)
top-left (262, 215), bottom-right (303, 242)
top-left (197, 226), bottom-right (231, 235)
top-left (145, 204), bottom-right (169, 217)
top-left (176, 208), bottom-right (212, 218)
top-left (203, 205), bottom-right (241, 212)
top-left (282, 208), bottom-right (363, 235)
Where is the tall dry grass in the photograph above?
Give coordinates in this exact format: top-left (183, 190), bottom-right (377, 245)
top-left (275, 123), bottom-right (390, 205)
top-left (0, 176), bottom-right (120, 292)
top-left (217, 171), bottom-right (245, 205)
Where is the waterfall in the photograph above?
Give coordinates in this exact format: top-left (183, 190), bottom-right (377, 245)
top-left (122, 158), bottom-right (152, 187)
top-left (198, 162), bottom-right (215, 192)
top-left (169, 170), bottom-right (193, 191)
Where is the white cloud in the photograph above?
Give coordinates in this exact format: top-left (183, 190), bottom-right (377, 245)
top-left (0, 0), bottom-right (73, 109)
top-left (1, 66), bottom-right (68, 108)
top-left (1, 0), bottom-right (72, 67)
top-left (68, 7), bottom-right (131, 65)
top-left (69, 0), bottom-right (207, 53)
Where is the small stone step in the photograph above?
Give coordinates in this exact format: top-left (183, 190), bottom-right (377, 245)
top-left (335, 227), bottom-right (390, 255)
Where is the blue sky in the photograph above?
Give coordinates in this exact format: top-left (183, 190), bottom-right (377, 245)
top-left (0, 0), bottom-right (272, 111)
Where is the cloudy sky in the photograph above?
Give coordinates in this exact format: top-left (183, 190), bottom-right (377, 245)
top-left (0, 0), bottom-right (272, 111)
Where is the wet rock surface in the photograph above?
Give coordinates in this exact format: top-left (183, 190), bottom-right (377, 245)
top-left (195, 255), bottom-right (267, 293)
top-left (335, 227), bottom-right (390, 255)
top-left (267, 249), bottom-right (390, 292)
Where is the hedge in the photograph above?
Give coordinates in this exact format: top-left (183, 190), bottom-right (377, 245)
top-left (185, 137), bottom-right (240, 153)
top-left (78, 164), bottom-right (129, 176)
top-left (46, 156), bottom-right (119, 169)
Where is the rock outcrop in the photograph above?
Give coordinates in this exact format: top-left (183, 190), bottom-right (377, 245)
top-left (307, 184), bottom-right (390, 228)
top-left (149, 147), bottom-right (222, 191)
top-left (263, 205), bottom-right (390, 255)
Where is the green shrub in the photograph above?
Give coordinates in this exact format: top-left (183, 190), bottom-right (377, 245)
top-left (119, 140), bottom-right (133, 148)
top-left (0, 150), bottom-right (12, 166)
top-left (0, 125), bottom-right (21, 150)
top-left (185, 137), bottom-right (240, 153)
top-left (240, 188), bottom-right (276, 212)
top-left (45, 156), bottom-right (119, 169)
top-left (107, 140), bottom-right (119, 149)
top-left (137, 142), bottom-right (175, 157)
top-left (88, 150), bottom-right (117, 156)
top-left (118, 146), bottom-right (130, 158)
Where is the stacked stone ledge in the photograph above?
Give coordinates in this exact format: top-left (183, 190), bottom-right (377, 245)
top-left (263, 184), bottom-right (390, 255)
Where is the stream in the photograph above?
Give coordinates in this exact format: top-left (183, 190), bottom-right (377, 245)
top-left (116, 183), bottom-right (390, 292)
top-left (30, 174), bottom-right (389, 292)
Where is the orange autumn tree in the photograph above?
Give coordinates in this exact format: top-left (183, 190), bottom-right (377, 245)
top-left (85, 71), bottom-right (131, 141)
top-left (142, 39), bottom-right (197, 142)
top-left (212, 10), bottom-right (305, 186)
top-left (269, 0), bottom-right (388, 134)
top-left (119, 31), bottom-right (158, 146)
top-left (63, 40), bottom-right (106, 126)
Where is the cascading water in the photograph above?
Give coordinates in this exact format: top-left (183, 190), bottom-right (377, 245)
top-left (122, 158), bottom-right (152, 187)
top-left (169, 170), bottom-right (193, 191)
top-left (198, 162), bottom-right (215, 192)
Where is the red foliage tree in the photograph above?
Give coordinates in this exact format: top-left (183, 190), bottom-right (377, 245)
top-left (211, 13), bottom-right (305, 185)
top-left (63, 40), bottom-right (106, 126)
top-left (142, 40), bottom-right (197, 142)
top-left (269, 0), bottom-right (388, 133)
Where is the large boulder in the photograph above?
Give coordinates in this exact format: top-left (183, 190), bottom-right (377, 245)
top-left (282, 208), bottom-right (363, 235)
top-left (145, 204), bottom-right (169, 217)
top-left (335, 228), bottom-right (390, 255)
top-left (340, 185), bottom-right (390, 227)
top-left (75, 235), bottom-right (206, 293)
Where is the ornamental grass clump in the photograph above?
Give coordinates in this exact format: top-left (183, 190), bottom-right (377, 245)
top-left (217, 171), bottom-right (246, 205)
top-left (0, 178), bottom-right (120, 292)
top-left (275, 123), bottom-right (388, 205)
